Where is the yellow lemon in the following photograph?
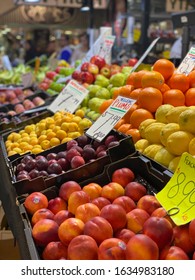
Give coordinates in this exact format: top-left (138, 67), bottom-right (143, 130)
top-left (178, 109), bottom-right (195, 134)
top-left (56, 130), bottom-right (67, 140)
top-left (29, 137), bottom-right (39, 146)
top-left (25, 125), bottom-right (34, 134)
top-left (142, 144), bottom-right (163, 159)
top-left (154, 147), bottom-right (175, 167)
top-left (155, 104), bottom-right (174, 123)
top-left (78, 118), bottom-right (92, 130)
top-left (12, 147), bottom-right (22, 154)
top-left (67, 132), bottom-right (81, 139)
top-left (68, 122), bottom-right (79, 132)
top-left (135, 139), bottom-right (150, 153)
top-left (61, 122), bottom-right (69, 132)
top-left (75, 109), bottom-right (85, 118)
top-left (50, 137), bottom-right (60, 147)
top-left (38, 135), bottom-right (47, 144)
top-left (139, 119), bottom-right (157, 138)
top-left (168, 156), bottom-right (181, 172)
top-left (160, 123), bottom-right (180, 146)
top-left (165, 106), bottom-right (188, 123)
top-left (166, 131), bottom-right (194, 156)
top-left (144, 122), bottom-right (166, 144)
top-left (189, 138), bottom-right (195, 156)
top-left (40, 140), bottom-right (51, 150)
top-left (8, 151), bottom-right (17, 156)
top-left (47, 131), bottom-right (56, 140)
top-left (61, 137), bottom-right (73, 143)
top-left (31, 147), bottom-right (43, 154)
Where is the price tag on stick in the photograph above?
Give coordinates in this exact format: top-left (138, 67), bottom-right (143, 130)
top-left (22, 72), bottom-right (33, 88)
top-left (86, 96), bottom-right (136, 142)
top-left (48, 79), bottom-right (88, 114)
top-left (156, 152), bottom-right (195, 226)
top-left (176, 46), bottom-right (195, 75)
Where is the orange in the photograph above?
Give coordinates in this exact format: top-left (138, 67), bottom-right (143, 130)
top-left (112, 87), bottom-right (121, 99)
top-left (152, 58), bottom-right (175, 80)
top-left (141, 71), bottom-right (164, 90)
top-left (99, 99), bottom-right (114, 114)
top-left (117, 123), bottom-right (132, 134)
top-left (126, 128), bottom-right (141, 143)
top-left (167, 73), bottom-right (190, 92)
top-left (126, 70), bottom-right (148, 88)
top-left (160, 83), bottom-right (170, 94)
top-left (188, 70), bottom-right (195, 88)
top-left (118, 85), bottom-right (134, 98)
top-left (129, 88), bottom-right (142, 104)
top-left (163, 89), bottom-right (185, 107)
top-left (129, 108), bottom-right (154, 129)
top-left (123, 103), bottom-right (139, 123)
top-left (185, 88), bottom-right (195, 106)
top-left (138, 87), bottom-right (163, 113)
top-left (114, 118), bottom-right (125, 129)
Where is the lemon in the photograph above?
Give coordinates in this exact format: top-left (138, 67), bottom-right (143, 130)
top-left (160, 123), bottom-right (180, 146)
top-left (154, 147), bottom-right (175, 167)
top-left (139, 119), bottom-right (157, 138)
top-left (168, 156), bottom-right (181, 172)
top-left (50, 137), bottom-right (60, 147)
top-left (61, 137), bottom-right (73, 143)
top-left (189, 138), bottom-right (195, 155)
top-left (178, 109), bottom-right (195, 134)
top-left (166, 131), bottom-right (194, 156)
top-left (155, 104), bottom-right (174, 123)
top-left (144, 122), bottom-right (166, 144)
top-left (75, 109), bottom-right (85, 118)
top-left (165, 106), bottom-right (188, 123)
top-left (40, 140), bottom-right (51, 150)
top-left (135, 139), bottom-right (150, 152)
top-left (142, 144), bottom-right (163, 159)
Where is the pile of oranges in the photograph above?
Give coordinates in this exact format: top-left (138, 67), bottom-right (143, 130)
top-left (99, 59), bottom-right (195, 143)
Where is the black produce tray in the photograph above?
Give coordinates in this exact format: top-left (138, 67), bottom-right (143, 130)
top-left (17, 154), bottom-right (173, 260)
top-left (9, 130), bottom-right (136, 195)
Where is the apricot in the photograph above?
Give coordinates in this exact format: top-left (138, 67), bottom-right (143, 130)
top-left (67, 235), bottom-right (98, 260)
top-left (126, 234), bottom-right (159, 260)
top-left (68, 191), bottom-right (90, 215)
top-left (58, 218), bottom-right (84, 246)
top-left (98, 238), bottom-right (127, 260)
top-left (24, 192), bottom-right (48, 215)
top-left (31, 208), bottom-right (54, 226)
top-left (91, 197), bottom-right (111, 210)
top-left (42, 241), bottom-right (68, 260)
top-left (112, 196), bottom-right (136, 213)
top-left (75, 203), bottom-right (100, 223)
top-left (82, 183), bottom-right (102, 200)
top-left (137, 194), bottom-right (161, 215)
top-left (101, 182), bottom-right (124, 202)
top-left (84, 216), bottom-right (113, 245)
top-left (126, 208), bottom-right (150, 233)
top-left (114, 228), bottom-right (135, 244)
top-left (160, 245), bottom-right (189, 260)
top-left (173, 224), bottom-right (195, 254)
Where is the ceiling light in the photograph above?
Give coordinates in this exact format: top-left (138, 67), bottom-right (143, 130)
top-left (80, 0), bottom-right (90, 12)
top-left (24, 0), bottom-right (40, 3)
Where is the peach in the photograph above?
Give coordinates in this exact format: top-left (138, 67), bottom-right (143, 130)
top-left (126, 234), bottom-right (159, 260)
top-left (67, 235), bottom-right (98, 260)
top-left (98, 238), bottom-right (127, 260)
top-left (126, 208), bottom-right (150, 233)
top-left (68, 191), bottom-right (90, 215)
top-left (111, 167), bottom-right (135, 187)
top-left (151, 207), bottom-right (175, 227)
top-left (143, 217), bottom-right (173, 250)
top-left (160, 245), bottom-right (189, 260)
top-left (91, 197), bottom-right (111, 210)
top-left (114, 228), bottom-right (135, 244)
top-left (48, 197), bottom-right (67, 214)
top-left (137, 194), bottom-right (161, 215)
top-left (58, 218), bottom-right (84, 246)
top-left (82, 183), bottom-right (102, 200)
top-left (189, 219), bottom-right (195, 244)
top-left (42, 241), bottom-right (68, 260)
top-left (75, 203), bottom-right (100, 223)
top-left (125, 181), bottom-right (147, 202)
top-left (53, 210), bottom-right (74, 225)
top-left (31, 208), bottom-right (54, 226)
top-left (100, 204), bottom-right (127, 232)
top-left (193, 251), bottom-right (195, 260)
top-left (173, 224), bottom-right (195, 254)
top-left (101, 182), bottom-right (124, 202)
top-left (32, 219), bottom-right (59, 247)
top-left (84, 216), bottom-right (113, 244)
top-left (112, 196), bottom-right (136, 213)
top-left (59, 181), bottom-right (81, 201)
top-left (24, 192), bottom-right (48, 215)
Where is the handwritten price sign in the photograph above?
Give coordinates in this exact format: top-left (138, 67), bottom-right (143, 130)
top-left (156, 152), bottom-right (195, 225)
top-left (86, 96), bottom-right (136, 142)
top-left (48, 80), bottom-right (88, 114)
top-left (177, 47), bottom-right (195, 75)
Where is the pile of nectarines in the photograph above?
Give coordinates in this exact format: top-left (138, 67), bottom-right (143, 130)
top-left (24, 167), bottom-right (195, 260)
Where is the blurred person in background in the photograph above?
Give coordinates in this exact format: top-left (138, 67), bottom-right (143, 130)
top-left (46, 39), bottom-right (57, 58)
top-left (57, 34), bottom-right (73, 63)
top-left (71, 32), bottom-right (89, 65)
top-left (24, 40), bottom-right (37, 64)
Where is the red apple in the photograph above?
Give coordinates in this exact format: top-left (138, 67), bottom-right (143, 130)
top-left (128, 58), bottom-right (138, 66)
top-left (100, 64), bottom-right (111, 78)
top-left (80, 71), bottom-right (94, 84)
top-left (72, 70), bottom-right (82, 81)
top-left (81, 62), bottom-right (90, 72)
top-left (90, 55), bottom-right (106, 70)
top-left (88, 63), bottom-right (99, 75)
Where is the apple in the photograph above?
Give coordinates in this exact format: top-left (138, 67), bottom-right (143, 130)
top-left (100, 64), bottom-right (111, 78)
top-left (128, 58), bottom-right (138, 67)
top-left (88, 63), bottom-right (99, 75)
top-left (81, 62), bottom-right (90, 72)
top-left (110, 64), bottom-right (121, 76)
top-left (95, 74), bottom-right (110, 87)
top-left (80, 71), bottom-right (94, 84)
top-left (46, 71), bottom-right (57, 80)
top-left (90, 55), bottom-right (106, 69)
top-left (95, 87), bottom-right (111, 99)
top-left (88, 97), bottom-right (106, 113)
top-left (72, 70), bottom-right (82, 81)
top-left (109, 72), bottom-right (126, 87)
top-left (87, 84), bottom-right (102, 98)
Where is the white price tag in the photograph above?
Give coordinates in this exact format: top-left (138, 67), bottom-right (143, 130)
top-left (22, 72), bottom-right (33, 88)
top-left (177, 47), bottom-right (195, 75)
top-left (48, 79), bottom-right (88, 113)
top-left (86, 96), bottom-right (136, 142)
top-left (98, 35), bottom-right (116, 60)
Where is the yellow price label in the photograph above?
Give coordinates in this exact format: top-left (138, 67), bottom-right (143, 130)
top-left (156, 152), bottom-right (195, 226)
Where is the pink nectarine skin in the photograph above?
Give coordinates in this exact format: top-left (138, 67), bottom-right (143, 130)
top-left (98, 238), bottom-right (127, 260)
top-left (189, 219), bottom-right (195, 245)
top-left (160, 246), bottom-right (189, 260)
top-left (114, 228), bottom-right (135, 244)
top-left (68, 191), bottom-right (90, 215)
top-left (173, 224), bottom-right (195, 254)
top-left (53, 210), bottom-right (74, 225)
top-left (59, 181), bottom-right (81, 201)
top-left (75, 203), bottom-right (100, 223)
top-left (82, 183), bottom-right (102, 200)
top-left (125, 181), bottom-right (147, 202)
top-left (137, 194), bottom-right (161, 215)
top-left (101, 182), bottom-right (125, 202)
top-left (42, 241), bottom-right (68, 260)
top-left (91, 197), bottom-right (111, 210)
top-left (31, 208), bottom-right (54, 226)
top-left (126, 234), bottom-right (159, 260)
top-left (112, 196), bottom-right (136, 213)
top-left (48, 197), bottom-right (67, 214)
top-left (126, 208), bottom-right (150, 233)
top-left (111, 167), bottom-right (135, 187)
top-left (24, 192), bottom-right (48, 215)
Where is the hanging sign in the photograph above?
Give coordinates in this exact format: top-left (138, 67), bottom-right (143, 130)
top-left (48, 79), bottom-right (88, 113)
top-left (86, 96), bottom-right (136, 142)
top-left (156, 152), bottom-right (195, 226)
top-left (22, 72), bottom-right (33, 88)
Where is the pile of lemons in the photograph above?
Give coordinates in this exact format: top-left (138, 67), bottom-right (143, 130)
top-left (135, 104), bottom-right (195, 172)
top-left (5, 109), bottom-right (92, 156)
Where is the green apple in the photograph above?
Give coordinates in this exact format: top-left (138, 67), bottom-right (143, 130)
top-left (88, 97), bottom-right (106, 113)
top-left (121, 66), bottom-right (132, 75)
top-left (86, 110), bottom-right (96, 119)
top-left (109, 87), bottom-right (119, 98)
top-left (59, 67), bottom-right (75, 76)
top-left (96, 88), bottom-right (111, 99)
top-left (87, 84), bottom-right (102, 98)
top-left (91, 112), bottom-right (101, 121)
top-left (94, 74), bottom-right (110, 88)
top-left (49, 82), bottom-right (65, 92)
top-left (80, 106), bottom-right (90, 114)
top-left (81, 94), bottom-right (90, 107)
top-left (109, 73), bottom-right (126, 87)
